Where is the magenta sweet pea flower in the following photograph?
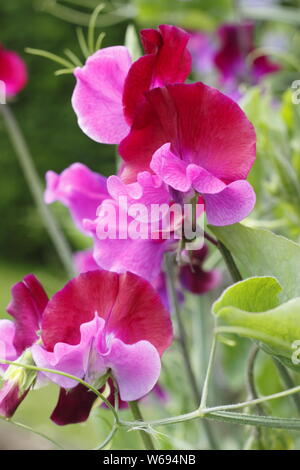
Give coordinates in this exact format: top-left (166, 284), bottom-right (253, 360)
top-left (0, 275), bottom-right (48, 417)
top-left (214, 22), bottom-right (281, 95)
top-left (0, 44), bottom-right (28, 97)
top-left (121, 82), bottom-right (256, 226)
top-left (72, 24), bottom-right (191, 144)
top-left (179, 245), bottom-right (221, 295)
top-left (31, 270), bottom-right (172, 424)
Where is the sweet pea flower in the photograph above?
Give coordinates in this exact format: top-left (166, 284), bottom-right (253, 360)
top-left (82, 169), bottom-right (189, 282)
top-left (0, 275), bottom-right (48, 417)
top-left (120, 82), bottom-right (256, 226)
top-left (72, 24), bottom-right (191, 144)
top-left (214, 22), bottom-right (281, 92)
top-left (44, 163), bottom-right (109, 234)
top-left (0, 44), bottom-right (28, 97)
top-left (179, 245), bottom-right (221, 295)
top-left (32, 270), bottom-right (173, 425)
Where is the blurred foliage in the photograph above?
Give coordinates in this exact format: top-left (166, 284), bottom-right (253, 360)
top-left (0, 0), bottom-right (126, 269)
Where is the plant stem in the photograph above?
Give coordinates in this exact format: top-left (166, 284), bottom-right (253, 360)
top-left (0, 104), bottom-right (76, 278)
top-left (129, 401), bottom-right (155, 450)
top-left (273, 358), bottom-right (300, 414)
top-left (217, 241), bottom-right (242, 282)
top-left (247, 346), bottom-right (265, 413)
top-left (199, 334), bottom-right (217, 410)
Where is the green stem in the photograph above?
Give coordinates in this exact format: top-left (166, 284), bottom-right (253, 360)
top-left (0, 104), bottom-right (76, 278)
top-left (129, 401), bottom-right (155, 450)
top-left (217, 241), bottom-right (242, 282)
top-left (199, 334), bottom-right (217, 410)
top-left (247, 345), bottom-right (265, 416)
top-left (273, 358), bottom-right (300, 414)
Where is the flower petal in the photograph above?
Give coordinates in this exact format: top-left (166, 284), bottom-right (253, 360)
top-left (123, 25), bottom-right (191, 123)
top-left (45, 163), bottom-right (108, 233)
top-left (0, 45), bottom-right (27, 96)
top-left (51, 384), bottom-right (98, 425)
top-left (33, 316), bottom-right (105, 387)
top-left (6, 275), bottom-right (48, 355)
top-left (0, 320), bottom-right (17, 374)
top-left (41, 271), bottom-right (172, 357)
top-left (105, 338), bottom-right (161, 401)
top-left (204, 180), bottom-right (256, 226)
top-left (146, 83), bottom-right (256, 182)
top-left (72, 46), bottom-right (131, 144)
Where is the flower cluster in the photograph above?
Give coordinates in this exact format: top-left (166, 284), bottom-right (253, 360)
top-left (0, 24), bottom-right (257, 425)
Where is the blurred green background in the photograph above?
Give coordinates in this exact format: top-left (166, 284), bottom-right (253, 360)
top-left (2, 0), bottom-right (300, 450)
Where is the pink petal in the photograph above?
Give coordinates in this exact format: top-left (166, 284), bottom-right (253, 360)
top-left (0, 45), bottom-right (28, 96)
top-left (151, 143), bottom-right (191, 192)
top-left (0, 321), bottom-right (17, 374)
top-left (45, 163), bottom-right (108, 233)
top-left (6, 274), bottom-right (48, 355)
top-left (51, 384), bottom-right (98, 425)
top-left (123, 25), bottom-right (191, 123)
top-left (92, 235), bottom-right (169, 283)
top-left (146, 83), bottom-right (256, 182)
top-left (104, 338), bottom-right (161, 401)
top-left (204, 180), bottom-right (256, 226)
top-left (151, 143), bottom-right (227, 194)
top-left (72, 46), bottom-right (131, 144)
top-left (73, 250), bottom-right (99, 274)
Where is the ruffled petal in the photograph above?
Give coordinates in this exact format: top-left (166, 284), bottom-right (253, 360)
top-left (123, 25), bottom-right (191, 123)
top-left (6, 274), bottom-right (48, 354)
top-left (41, 271), bottom-right (172, 357)
top-left (204, 180), bottom-right (256, 226)
top-left (72, 46), bottom-right (131, 143)
top-left (104, 338), bottom-right (161, 401)
top-left (33, 316), bottom-right (105, 387)
top-left (45, 163), bottom-right (108, 233)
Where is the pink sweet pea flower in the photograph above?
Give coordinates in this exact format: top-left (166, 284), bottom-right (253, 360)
top-left (179, 245), bottom-right (221, 295)
top-left (83, 171), bottom-right (176, 282)
top-left (32, 270), bottom-right (173, 425)
top-left (72, 25), bottom-right (191, 144)
top-left (44, 163), bottom-right (109, 234)
top-left (121, 82), bottom-right (256, 226)
top-left (0, 275), bottom-right (48, 417)
top-left (73, 249), bottom-right (99, 273)
top-left (0, 45), bottom-right (28, 97)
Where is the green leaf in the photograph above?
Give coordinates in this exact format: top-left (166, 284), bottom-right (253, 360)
top-left (210, 224), bottom-right (300, 302)
top-left (213, 277), bottom-right (300, 364)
